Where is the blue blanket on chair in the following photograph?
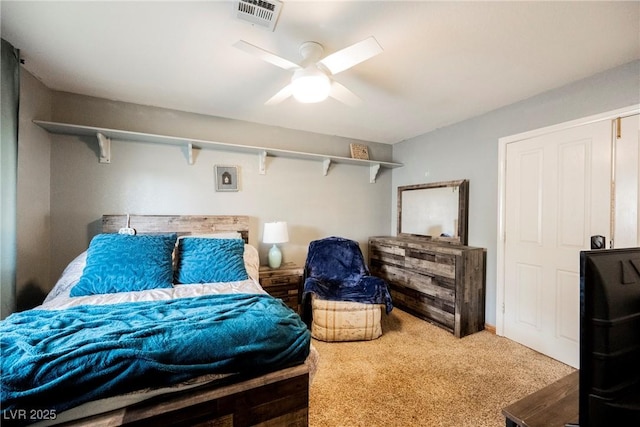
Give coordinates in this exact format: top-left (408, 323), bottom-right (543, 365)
top-left (301, 237), bottom-right (393, 324)
top-left (0, 293), bottom-right (310, 422)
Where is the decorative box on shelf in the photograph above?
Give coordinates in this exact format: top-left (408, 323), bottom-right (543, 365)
top-left (258, 263), bottom-right (304, 313)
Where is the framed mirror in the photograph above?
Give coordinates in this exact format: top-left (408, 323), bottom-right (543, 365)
top-left (397, 179), bottom-right (469, 245)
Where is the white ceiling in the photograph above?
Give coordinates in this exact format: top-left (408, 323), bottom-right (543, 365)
top-left (2, 1), bottom-right (639, 144)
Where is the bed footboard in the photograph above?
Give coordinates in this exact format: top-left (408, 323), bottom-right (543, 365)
top-left (59, 364), bottom-right (309, 427)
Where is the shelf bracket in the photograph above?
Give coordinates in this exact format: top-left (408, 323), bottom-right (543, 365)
top-left (96, 132), bottom-right (111, 164)
top-left (322, 158), bottom-right (332, 176)
top-left (369, 163), bottom-right (381, 183)
top-left (258, 150), bottom-right (267, 175)
top-left (181, 143), bottom-right (200, 165)
top-left (187, 143), bottom-right (194, 165)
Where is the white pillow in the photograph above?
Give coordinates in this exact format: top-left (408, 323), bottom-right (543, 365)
top-left (44, 251), bottom-right (87, 303)
top-left (243, 244), bottom-right (260, 281)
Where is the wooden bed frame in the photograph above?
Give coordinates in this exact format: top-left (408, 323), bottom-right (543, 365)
top-left (56, 215), bottom-right (309, 426)
top-left (102, 215), bottom-right (250, 243)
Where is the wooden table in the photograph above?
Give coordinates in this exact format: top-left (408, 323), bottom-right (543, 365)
top-left (259, 263), bottom-right (303, 313)
top-left (502, 370), bottom-right (579, 427)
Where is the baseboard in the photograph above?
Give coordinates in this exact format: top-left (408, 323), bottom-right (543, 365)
top-left (484, 324), bottom-right (496, 334)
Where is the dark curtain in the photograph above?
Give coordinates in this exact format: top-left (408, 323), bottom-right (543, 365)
top-left (1, 38), bottom-right (20, 319)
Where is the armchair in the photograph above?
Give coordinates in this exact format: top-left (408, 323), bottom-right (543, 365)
top-left (301, 236), bottom-right (392, 341)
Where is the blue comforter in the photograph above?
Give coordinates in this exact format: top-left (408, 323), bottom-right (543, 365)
top-left (0, 293), bottom-right (310, 421)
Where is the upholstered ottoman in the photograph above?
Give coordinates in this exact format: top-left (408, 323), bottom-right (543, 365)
top-left (310, 294), bottom-right (384, 342)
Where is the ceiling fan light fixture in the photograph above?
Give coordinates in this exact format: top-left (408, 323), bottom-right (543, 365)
top-left (291, 68), bottom-right (331, 103)
top-left (234, 36), bottom-right (381, 106)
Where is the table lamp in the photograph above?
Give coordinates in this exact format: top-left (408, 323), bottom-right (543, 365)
top-left (263, 221), bottom-right (289, 268)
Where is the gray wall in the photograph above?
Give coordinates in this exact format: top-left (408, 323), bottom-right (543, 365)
top-left (16, 70), bottom-right (52, 310)
top-left (1, 38), bottom-right (21, 318)
top-left (17, 60), bottom-right (639, 321)
top-left (42, 93), bottom-right (393, 289)
top-left (391, 60), bottom-right (640, 327)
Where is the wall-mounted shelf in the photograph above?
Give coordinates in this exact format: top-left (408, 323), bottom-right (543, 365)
top-left (34, 120), bottom-right (402, 183)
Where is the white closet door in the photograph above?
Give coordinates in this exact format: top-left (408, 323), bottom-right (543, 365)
top-left (613, 114), bottom-right (640, 248)
top-left (503, 120), bottom-right (612, 368)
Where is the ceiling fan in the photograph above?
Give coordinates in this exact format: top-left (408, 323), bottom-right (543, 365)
top-left (233, 36), bottom-right (383, 106)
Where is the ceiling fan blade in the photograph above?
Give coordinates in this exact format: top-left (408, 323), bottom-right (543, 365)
top-left (329, 81), bottom-right (361, 107)
top-left (265, 84), bottom-right (294, 105)
top-left (319, 36), bottom-right (383, 75)
top-left (233, 40), bottom-right (300, 70)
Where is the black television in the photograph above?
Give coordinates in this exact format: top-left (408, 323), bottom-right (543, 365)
top-left (578, 248), bottom-right (640, 426)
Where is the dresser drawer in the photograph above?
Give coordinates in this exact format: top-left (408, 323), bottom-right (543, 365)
top-left (372, 259), bottom-right (455, 301)
top-left (405, 248), bottom-right (456, 279)
top-left (389, 286), bottom-right (455, 332)
top-left (265, 285), bottom-right (299, 297)
top-left (260, 275), bottom-right (300, 287)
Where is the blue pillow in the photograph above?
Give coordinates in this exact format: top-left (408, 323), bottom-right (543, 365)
top-left (70, 233), bottom-right (177, 297)
top-left (175, 238), bottom-right (248, 284)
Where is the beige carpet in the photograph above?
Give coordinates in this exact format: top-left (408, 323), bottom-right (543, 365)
top-left (308, 309), bottom-right (575, 427)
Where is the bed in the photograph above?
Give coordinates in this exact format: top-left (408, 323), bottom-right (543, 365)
top-left (1, 215), bottom-right (317, 427)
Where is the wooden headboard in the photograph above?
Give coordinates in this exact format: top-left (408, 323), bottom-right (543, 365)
top-left (102, 215), bottom-right (250, 243)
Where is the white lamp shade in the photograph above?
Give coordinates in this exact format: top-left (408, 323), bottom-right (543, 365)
top-left (291, 68), bottom-right (331, 103)
top-left (263, 221), bottom-right (289, 244)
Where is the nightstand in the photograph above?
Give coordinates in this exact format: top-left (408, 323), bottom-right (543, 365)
top-left (259, 263), bottom-right (303, 313)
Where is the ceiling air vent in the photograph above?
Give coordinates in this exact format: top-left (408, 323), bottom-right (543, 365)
top-left (234, 0), bottom-right (283, 32)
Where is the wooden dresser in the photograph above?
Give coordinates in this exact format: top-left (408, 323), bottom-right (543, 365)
top-left (369, 236), bottom-right (485, 338)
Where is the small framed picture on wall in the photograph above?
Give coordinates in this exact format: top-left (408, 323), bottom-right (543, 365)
top-left (214, 165), bottom-right (239, 192)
